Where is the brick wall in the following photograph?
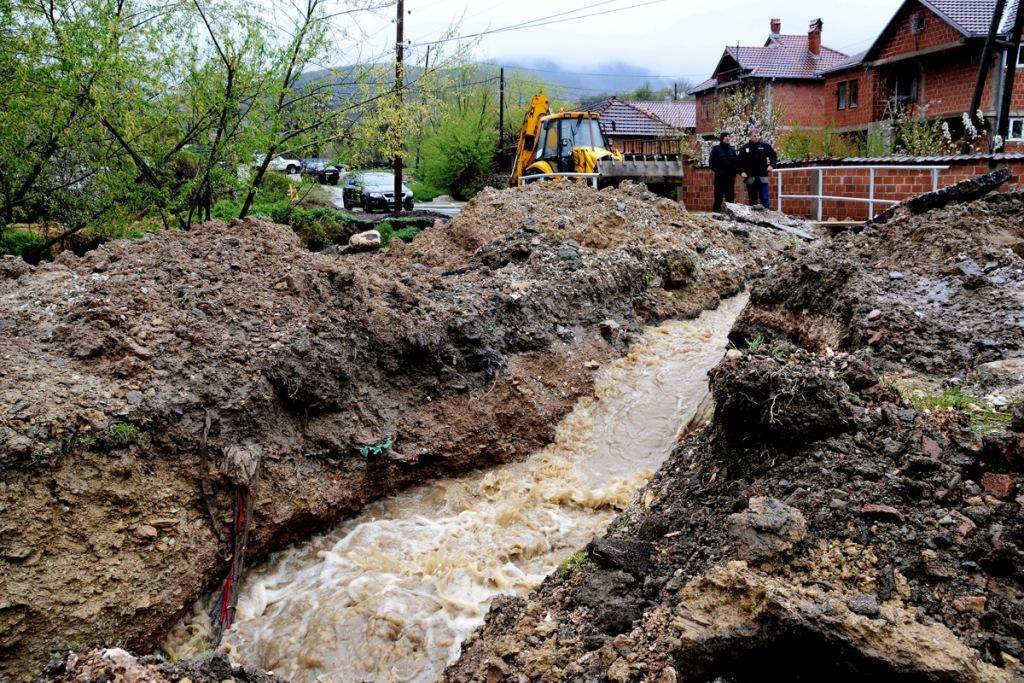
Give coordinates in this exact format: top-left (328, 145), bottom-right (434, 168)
top-left (770, 82), bottom-right (828, 127)
top-left (695, 91), bottom-right (719, 135)
top-left (824, 68), bottom-right (881, 129)
top-left (696, 80), bottom-right (829, 135)
top-left (875, 1), bottom-right (963, 61)
top-left (682, 156), bottom-right (1024, 220)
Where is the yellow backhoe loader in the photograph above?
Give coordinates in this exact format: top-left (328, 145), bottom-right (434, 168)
top-left (510, 93), bottom-right (684, 192)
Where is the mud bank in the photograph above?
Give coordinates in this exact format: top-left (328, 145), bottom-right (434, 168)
top-left (447, 176), bottom-right (1024, 682)
top-left (0, 182), bottom-right (786, 680)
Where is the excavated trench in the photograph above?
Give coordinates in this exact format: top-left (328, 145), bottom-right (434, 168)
top-left (161, 296), bottom-right (748, 682)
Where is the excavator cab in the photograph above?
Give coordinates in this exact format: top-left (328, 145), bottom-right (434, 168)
top-left (534, 114), bottom-right (608, 172)
top-left (511, 93), bottom-right (622, 185)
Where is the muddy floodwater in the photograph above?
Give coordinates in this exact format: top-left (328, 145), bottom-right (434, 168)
top-left (163, 295), bottom-right (747, 682)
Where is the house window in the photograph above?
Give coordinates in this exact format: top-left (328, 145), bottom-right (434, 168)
top-left (892, 69), bottom-right (919, 103)
top-left (837, 82), bottom-right (847, 110)
top-left (849, 79), bottom-right (859, 108)
top-left (1010, 117), bottom-right (1024, 141)
top-left (910, 13), bottom-right (925, 35)
top-left (1018, 46), bottom-right (1024, 68)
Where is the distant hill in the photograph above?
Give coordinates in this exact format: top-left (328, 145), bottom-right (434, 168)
top-left (296, 59), bottom-right (694, 108)
top-left (493, 59), bottom-right (694, 103)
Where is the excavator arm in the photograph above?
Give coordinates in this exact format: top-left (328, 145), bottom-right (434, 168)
top-left (510, 93), bottom-right (550, 186)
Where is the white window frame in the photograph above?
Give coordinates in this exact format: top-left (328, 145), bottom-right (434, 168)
top-left (1019, 45), bottom-right (1024, 68)
top-left (1009, 117), bottom-right (1024, 142)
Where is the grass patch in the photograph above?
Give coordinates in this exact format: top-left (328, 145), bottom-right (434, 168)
top-left (745, 334), bottom-right (767, 352)
top-left (908, 388), bottom-right (1017, 434)
top-left (0, 228), bottom-right (45, 257)
top-left (561, 551), bottom-right (588, 569)
top-left (106, 422), bottom-right (140, 446)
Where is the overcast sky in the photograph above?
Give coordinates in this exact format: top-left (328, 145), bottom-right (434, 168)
top-left (343, 0), bottom-right (905, 83)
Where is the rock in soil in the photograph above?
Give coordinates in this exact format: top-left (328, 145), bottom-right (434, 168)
top-left (446, 177), bottom-right (1024, 683)
top-left (0, 182), bottom-right (789, 680)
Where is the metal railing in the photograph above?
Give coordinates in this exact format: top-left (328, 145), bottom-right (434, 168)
top-left (519, 172), bottom-right (599, 188)
top-left (774, 165), bottom-right (949, 220)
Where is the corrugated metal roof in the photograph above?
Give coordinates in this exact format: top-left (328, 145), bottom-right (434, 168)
top-left (628, 100), bottom-right (696, 129)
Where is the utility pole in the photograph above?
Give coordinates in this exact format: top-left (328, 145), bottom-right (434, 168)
top-left (997, 1), bottom-right (1024, 145)
top-left (673, 82), bottom-right (678, 101)
top-left (393, 0), bottom-right (405, 214)
top-left (414, 45), bottom-right (430, 171)
top-left (499, 67), bottom-right (506, 148)
top-left (965, 0), bottom-right (1007, 153)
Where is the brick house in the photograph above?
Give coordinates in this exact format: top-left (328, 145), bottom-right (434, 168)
top-left (819, 0), bottom-right (1024, 147)
top-left (690, 18), bottom-right (850, 138)
top-left (588, 97), bottom-right (696, 154)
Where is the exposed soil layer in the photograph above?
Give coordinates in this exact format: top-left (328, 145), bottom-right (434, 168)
top-left (447, 179), bottom-right (1024, 682)
top-left (0, 182), bottom-right (787, 680)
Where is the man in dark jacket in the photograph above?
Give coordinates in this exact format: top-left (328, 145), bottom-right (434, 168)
top-left (709, 131), bottom-right (737, 213)
top-left (738, 130), bottom-right (779, 209)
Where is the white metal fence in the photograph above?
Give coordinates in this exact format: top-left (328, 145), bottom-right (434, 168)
top-left (774, 165), bottom-right (949, 220)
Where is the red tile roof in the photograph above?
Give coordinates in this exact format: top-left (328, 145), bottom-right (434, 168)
top-left (690, 32), bottom-right (849, 94)
top-left (817, 51), bottom-right (869, 76)
top-left (727, 35), bottom-right (850, 79)
top-left (924, 0), bottom-right (1006, 36)
top-left (627, 100), bottom-right (696, 129)
top-left (588, 98), bottom-right (687, 138)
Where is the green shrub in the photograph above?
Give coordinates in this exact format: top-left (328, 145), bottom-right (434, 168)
top-left (212, 199), bottom-right (241, 221)
top-left (376, 222), bottom-right (421, 249)
top-left (0, 228), bottom-right (44, 257)
top-left (419, 112), bottom-right (498, 201)
top-left (780, 127), bottom-right (859, 160)
top-left (258, 172), bottom-right (296, 201)
top-left (408, 180), bottom-right (445, 202)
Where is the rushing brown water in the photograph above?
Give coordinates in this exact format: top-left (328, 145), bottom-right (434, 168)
top-left (163, 295), bottom-right (747, 682)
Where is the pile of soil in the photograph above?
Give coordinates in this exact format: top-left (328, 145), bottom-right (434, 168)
top-left (735, 174), bottom-right (1024, 374)
top-left (0, 182), bottom-right (788, 680)
top-left (447, 177), bottom-right (1024, 682)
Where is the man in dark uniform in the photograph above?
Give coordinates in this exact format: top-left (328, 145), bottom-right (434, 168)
top-left (708, 131), bottom-right (737, 213)
top-left (737, 129), bottom-right (779, 209)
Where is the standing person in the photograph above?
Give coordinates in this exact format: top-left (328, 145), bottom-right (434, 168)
top-left (738, 130), bottom-right (779, 209)
top-left (709, 131), bottom-right (737, 213)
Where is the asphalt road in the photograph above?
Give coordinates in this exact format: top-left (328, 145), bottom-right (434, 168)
top-left (322, 184), bottom-right (464, 216)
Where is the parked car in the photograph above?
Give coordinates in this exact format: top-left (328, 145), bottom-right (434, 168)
top-left (300, 159), bottom-right (341, 185)
top-left (252, 153), bottom-right (301, 174)
top-left (341, 172), bottom-right (414, 212)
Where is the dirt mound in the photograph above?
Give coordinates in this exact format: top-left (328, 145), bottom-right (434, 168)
top-left (446, 180), bottom-right (1024, 683)
top-left (447, 348), bottom-right (1024, 682)
top-left (0, 184), bottom-right (785, 680)
top-left (402, 181), bottom-right (761, 270)
top-left (733, 183), bottom-right (1024, 374)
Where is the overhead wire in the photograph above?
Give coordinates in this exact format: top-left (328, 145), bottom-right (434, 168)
top-left (410, 0), bottom-right (668, 47)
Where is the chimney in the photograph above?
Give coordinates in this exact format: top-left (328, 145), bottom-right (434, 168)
top-left (808, 18), bottom-right (823, 55)
top-left (770, 18), bottom-right (781, 34)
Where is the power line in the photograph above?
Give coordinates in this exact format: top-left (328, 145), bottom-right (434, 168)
top-left (412, 0), bottom-right (668, 47)
top-left (480, 62), bottom-right (707, 79)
